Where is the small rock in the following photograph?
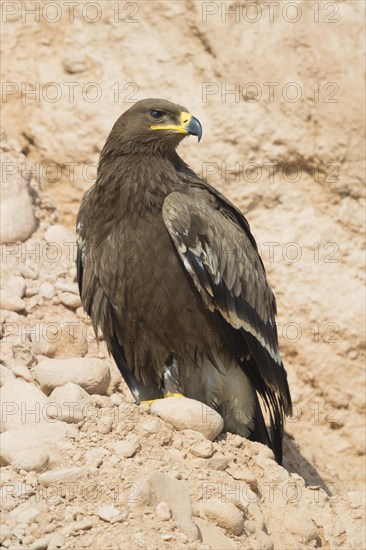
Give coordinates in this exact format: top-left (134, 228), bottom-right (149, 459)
top-left (54, 281), bottom-right (79, 294)
top-left (258, 457), bottom-right (289, 481)
top-left (29, 536), bottom-right (51, 550)
top-left (85, 447), bottom-right (110, 468)
top-left (62, 518), bottom-right (93, 534)
top-left (9, 501), bottom-right (44, 525)
top-left (7, 482), bottom-right (36, 499)
top-left (0, 309), bottom-right (20, 323)
top-left (26, 295), bottom-right (42, 312)
top-left (181, 429), bottom-right (205, 441)
top-left (0, 364), bottom-right (15, 386)
top-left (44, 224), bottom-right (75, 248)
top-left (225, 485), bottom-right (249, 513)
top-left (190, 440), bottom-right (214, 458)
top-left (156, 501), bottom-right (172, 520)
top-left (168, 448), bottom-right (185, 462)
top-left (18, 264), bottom-right (37, 279)
top-left (113, 435), bottom-right (140, 458)
top-left (206, 452), bottom-right (229, 471)
top-left (11, 364), bottom-right (33, 382)
top-left (76, 306), bottom-right (85, 318)
top-left (38, 467), bottom-right (89, 487)
top-left (0, 422), bottom-right (75, 467)
top-left (47, 533), bottom-right (65, 550)
top-left (13, 525), bottom-right (27, 539)
top-left (65, 505), bottom-right (84, 520)
top-left (59, 292), bottom-right (81, 309)
top-left (110, 393), bottom-right (123, 406)
top-left (63, 56), bottom-right (86, 74)
top-left (110, 512), bottom-right (128, 523)
top-left (25, 286), bottom-right (38, 297)
top-left (108, 454), bottom-right (121, 466)
top-left (94, 395), bottom-right (113, 408)
top-left (195, 518), bottom-right (235, 549)
top-left (0, 379), bottom-right (49, 430)
top-left (136, 471), bottom-right (199, 540)
top-left (259, 446), bottom-right (275, 460)
top-left (284, 512), bottom-right (319, 542)
top-left (11, 448), bottom-right (49, 473)
top-left (230, 434), bottom-right (243, 448)
top-left (227, 466), bottom-right (258, 490)
top-left (0, 147), bottom-right (37, 243)
top-left (244, 519), bottom-right (256, 534)
top-left (0, 291), bottom-right (25, 312)
top-left (33, 358), bottom-right (111, 395)
top-left (0, 487), bottom-right (16, 511)
top-left (151, 397), bottom-right (224, 441)
top-left (49, 382), bottom-right (94, 423)
top-left (253, 531), bottom-right (274, 550)
top-left (0, 525), bottom-right (11, 542)
top-left (200, 499), bottom-right (244, 536)
top-left (97, 415), bottom-right (114, 434)
top-left (97, 505), bottom-right (121, 522)
top-left (3, 274), bottom-right (26, 298)
top-left (39, 283), bottom-right (55, 299)
top-left (139, 418), bottom-right (161, 434)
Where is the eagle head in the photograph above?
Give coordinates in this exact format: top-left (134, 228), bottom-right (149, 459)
top-left (102, 98), bottom-right (202, 157)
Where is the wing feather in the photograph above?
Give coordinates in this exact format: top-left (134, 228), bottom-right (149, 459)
top-left (163, 192), bottom-right (281, 359)
top-left (163, 191), bottom-right (292, 437)
top-left (76, 197), bottom-right (163, 402)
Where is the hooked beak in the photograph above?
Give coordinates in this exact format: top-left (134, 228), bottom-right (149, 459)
top-left (150, 111), bottom-right (202, 142)
top-left (183, 113), bottom-right (202, 142)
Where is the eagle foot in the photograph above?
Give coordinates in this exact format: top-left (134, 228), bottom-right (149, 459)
top-left (135, 358), bottom-right (184, 406)
top-left (140, 392), bottom-right (185, 406)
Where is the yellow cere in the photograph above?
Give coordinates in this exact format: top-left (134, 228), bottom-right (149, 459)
top-left (150, 111), bottom-right (192, 133)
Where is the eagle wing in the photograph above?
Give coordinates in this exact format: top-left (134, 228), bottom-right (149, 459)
top-left (163, 190), bottom-right (292, 457)
top-left (76, 192), bottom-right (163, 402)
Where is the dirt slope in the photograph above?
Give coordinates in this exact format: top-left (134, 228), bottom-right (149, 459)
top-left (1, 1), bottom-right (365, 549)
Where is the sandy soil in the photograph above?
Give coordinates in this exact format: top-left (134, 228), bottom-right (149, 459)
top-left (0, 1), bottom-right (365, 549)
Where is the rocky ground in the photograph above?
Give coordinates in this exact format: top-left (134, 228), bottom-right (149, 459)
top-left (1, 1), bottom-right (365, 549)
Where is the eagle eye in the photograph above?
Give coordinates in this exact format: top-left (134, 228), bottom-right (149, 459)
top-left (149, 109), bottom-right (165, 120)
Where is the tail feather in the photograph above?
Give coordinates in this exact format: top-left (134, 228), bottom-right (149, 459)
top-left (250, 392), bottom-right (271, 448)
top-left (109, 337), bottom-right (163, 402)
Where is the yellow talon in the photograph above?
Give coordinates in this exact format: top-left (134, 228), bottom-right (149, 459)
top-left (141, 392), bottom-right (185, 406)
top-left (141, 399), bottom-right (157, 406)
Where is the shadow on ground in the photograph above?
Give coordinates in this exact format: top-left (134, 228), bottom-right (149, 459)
top-left (283, 434), bottom-right (333, 496)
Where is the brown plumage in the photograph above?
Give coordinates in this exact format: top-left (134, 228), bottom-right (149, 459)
top-left (76, 98), bottom-right (292, 463)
